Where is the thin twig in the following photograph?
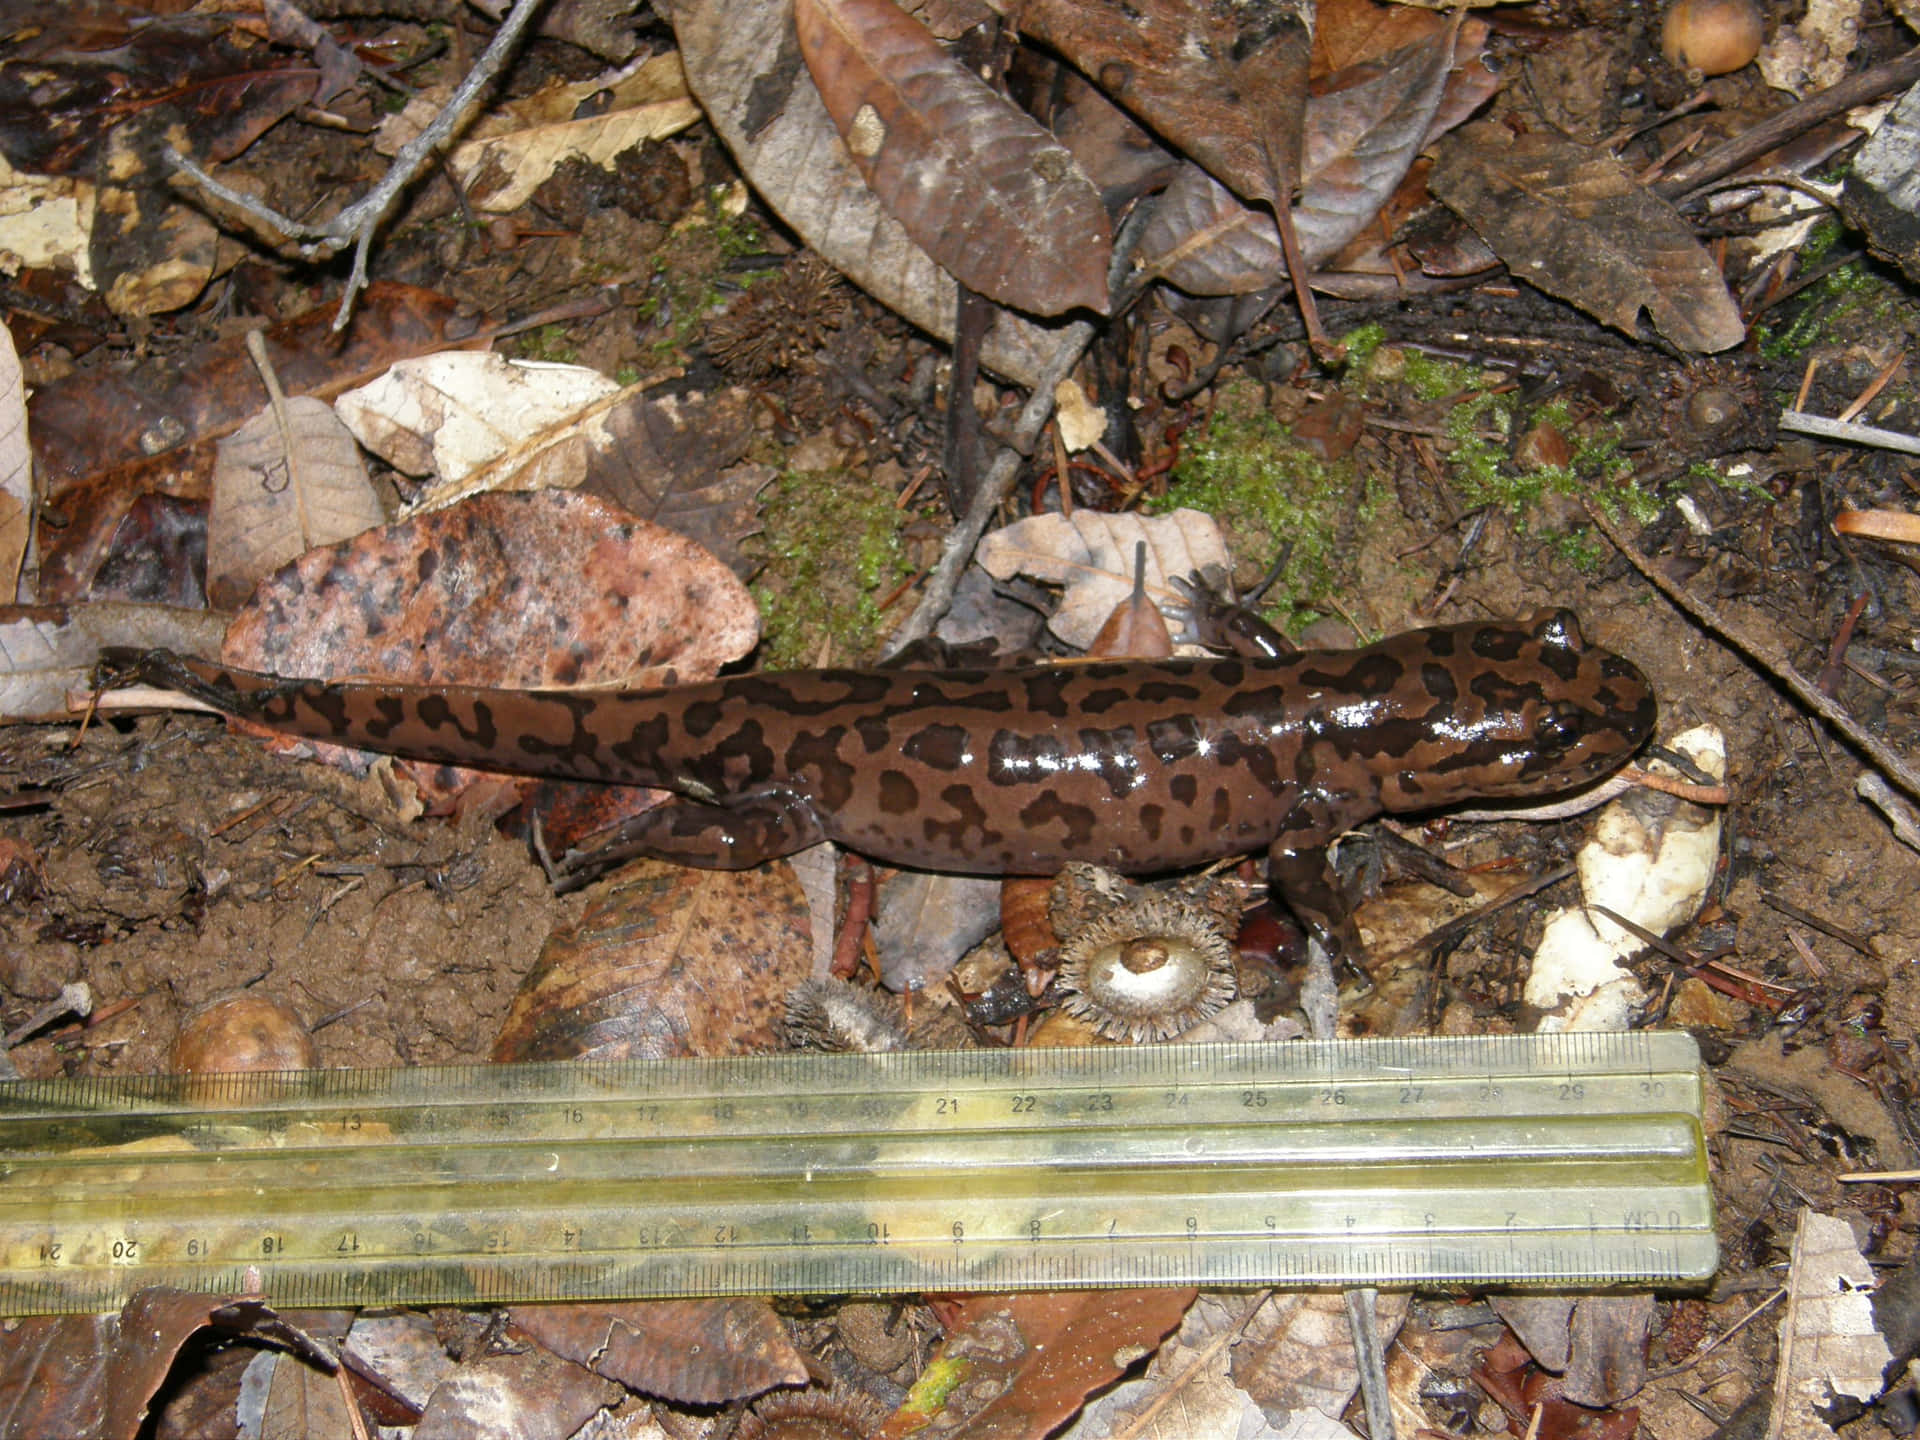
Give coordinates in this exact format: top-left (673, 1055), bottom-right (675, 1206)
top-left (1779, 409), bottom-right (1920, 456)
top-left (1585, 500), bottom-right (1920, 808)
top-left (881, 321), bottom-right (1095, 654)
top-left (167, 0), bottom-right (547, 330)
top-left (1654, 43), bottom-right (1920, 200)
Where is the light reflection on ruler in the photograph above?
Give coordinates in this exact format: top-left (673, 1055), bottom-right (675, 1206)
top-left (0, 1032), bottom-right (1714, 1313)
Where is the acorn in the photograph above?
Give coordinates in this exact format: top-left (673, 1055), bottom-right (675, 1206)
top-left (1057, 897), bottom-right (1237, 1043)
top-left (1661, 0), bottom-right (1764, 76)
top-left (169, 993), bottom-right (316, 1074)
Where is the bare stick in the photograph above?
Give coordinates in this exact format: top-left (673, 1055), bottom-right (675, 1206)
top-left (1585, 500), bottom-right (1920, 807)
top-left (167, 0), bottom-right (547, 329)
top-left (881, 319), bottom-right (1095, 655)
top-left (1653, 43), bottom-right (1920, 200)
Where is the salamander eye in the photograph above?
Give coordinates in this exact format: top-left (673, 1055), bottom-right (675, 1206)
top-left (1533, 702), bottom-right (1585, 754)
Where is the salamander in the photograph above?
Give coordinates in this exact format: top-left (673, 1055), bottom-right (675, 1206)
top-left (103, 608), bottom-right (1654, 954)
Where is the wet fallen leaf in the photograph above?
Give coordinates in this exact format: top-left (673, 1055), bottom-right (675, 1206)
top-left (250, 1346), bottom-right (361, 1438)
top-left (0, 1290), bottom-right (334, 1440)
top-left (0, 600), bottom-right (225, 722)
top-left (1049, 69), bottom-right (1180, 210)
top-left (882, 1289), bottom-right (1194, 1438)
top-left (973, 508), bottom-right (1229, 650)
top-left (225, 490), bottom-right (756, 690)
top-left (667, 0), bottom-right (1066, 385)
top-left (1428, 125), bottom-right (1746, 352)
top-left (512, 1299), bottom-right (809, 1404)
top-left (336, 353), bottom-right (625, 485)
top-left (1138, 24), bottom-right (1489, 295)
top-left (0, 3), bottom-right (315, 177)
top-left (207, 391), bottom-right (383, 612)
top-left (1009, 0), bottom-right (1312, 210)
top-left (492, 857), bottom-right (814, 1062)
top-left (401, 381), bottom-right (773, 577)
top-left (794, 0), bottom-right (1111, 316)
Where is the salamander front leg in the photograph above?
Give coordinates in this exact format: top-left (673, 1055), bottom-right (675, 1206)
top-left (559, 789), bottom-right (829, 886)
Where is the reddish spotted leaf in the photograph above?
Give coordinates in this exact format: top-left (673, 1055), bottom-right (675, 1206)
top-left (793, 0), bottom-right (1112, 316)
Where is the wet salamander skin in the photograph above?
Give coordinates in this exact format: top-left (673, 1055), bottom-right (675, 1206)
top-left (116, 610), bottom-right (1653, 939)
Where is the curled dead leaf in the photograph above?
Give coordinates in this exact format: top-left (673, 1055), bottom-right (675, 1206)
top-left (794, 0), bottom-right (1112, 316)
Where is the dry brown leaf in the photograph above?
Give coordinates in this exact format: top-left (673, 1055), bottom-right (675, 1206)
top-left (410, 1346), bottom-right (621, 1440)
top-left (1428, 125), bottom-right (1746, 353)
top-left (511, 1299), bottom-right (809, 1405)
top-left (206, 395), bottom-right (384, 611)
top-left (492, 857), bottom-right (814, 1062)
top-left (794, 0), bottom-right (1112, 316)
top-left (974, 509), bottom-right (1229, 649)
top-left (1232, 1291), bottom-right (1410, 1424)
top-left (1008, 0), bottom-right (1312, 210)
top-left (667, 0), bottom-right (1065, 385)
top-left (879, 1290), bottom-right (1194, 1439)
top-left (1138, 24), bottom-right (1490, 295)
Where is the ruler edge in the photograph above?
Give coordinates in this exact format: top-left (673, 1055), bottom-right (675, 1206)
top-left (0, 1031), bottom-right (1706, 1116)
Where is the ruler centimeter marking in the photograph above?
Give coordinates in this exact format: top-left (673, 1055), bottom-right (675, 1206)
top-left (0, 1033), bottom-right (1715, 1313)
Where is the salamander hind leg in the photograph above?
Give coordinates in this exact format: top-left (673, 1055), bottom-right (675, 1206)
top-left (558, 789), bottom-right (829, 885)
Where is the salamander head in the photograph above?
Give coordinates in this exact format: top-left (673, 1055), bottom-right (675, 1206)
top-left (1374, 609), bottom-right (1656, 811)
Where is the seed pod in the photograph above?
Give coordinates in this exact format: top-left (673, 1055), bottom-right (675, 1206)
top-left (1057, 896), bottom-right (1237, 1042)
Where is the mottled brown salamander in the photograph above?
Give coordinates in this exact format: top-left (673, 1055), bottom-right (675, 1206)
top-left (105, 609), bottom-right (1654, 951)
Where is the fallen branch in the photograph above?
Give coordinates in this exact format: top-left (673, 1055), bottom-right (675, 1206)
top-left (167, 0), bottom-right (546, 330)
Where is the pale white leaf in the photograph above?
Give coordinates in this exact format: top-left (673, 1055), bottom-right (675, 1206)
top-left (0, 318), bottom-right (27, 600)
top-left (1769, 1211), bottom-right (1893, 1440)
top-left (336, 353), bottom-right (624, 484)
top-left (0, 154), bottom-right (96, 288)
top-left (974, 509), bottom-right (1229, 649)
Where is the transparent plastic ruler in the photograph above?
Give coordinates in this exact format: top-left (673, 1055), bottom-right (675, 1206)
top-left (0, 1032), bottom-right (1714, 1314)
